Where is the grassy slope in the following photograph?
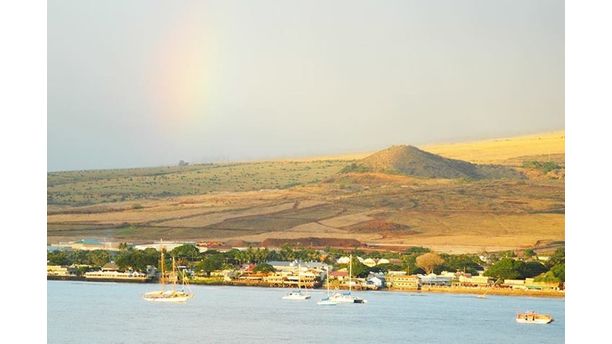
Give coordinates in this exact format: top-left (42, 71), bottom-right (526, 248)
top-left (47, 131), bottom-right (565, 252)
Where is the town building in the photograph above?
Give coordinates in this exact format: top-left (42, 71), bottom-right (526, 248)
top-left (386, 272), bottom-right (420, 290)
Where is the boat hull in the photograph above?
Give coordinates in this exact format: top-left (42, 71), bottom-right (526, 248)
top-left (515, 313), bottom-right (554, 324)
top-left (144, 296), bottom-right (191, 303)
top-left (143, 290), bottom-right (192, 303)
top-left (317, 300), bottom-right (338, 305)
top-left (282, 294), bottom-right (311, 300)
top-left (516, 318), bottom-right (553, 324)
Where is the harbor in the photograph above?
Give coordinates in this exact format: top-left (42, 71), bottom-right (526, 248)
top-left (48, 280), bottom-right (565, 344)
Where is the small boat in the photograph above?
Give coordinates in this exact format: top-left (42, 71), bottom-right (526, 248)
top-left (144, 240), bottom-right (193, 303)
top-left (317, 297), bottom-right (338, 306)
top-left (282, 290), bottom-right (311, 300)
top-left (317, 265), bottom-right (337, 306)
top-left (328, 291), bottom-right (367, 304)
top-left (282, 264), bottom-right (311, 300)
top-left (330, 254), bottom-right (366, 304)
top-left (515, 312), bottom-right (554, 324)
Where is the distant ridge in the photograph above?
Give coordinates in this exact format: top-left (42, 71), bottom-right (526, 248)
top-left (341, 145), bottom-right (523, 180)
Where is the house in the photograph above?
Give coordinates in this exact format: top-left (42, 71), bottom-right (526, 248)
top-left (133, 241), bottom-right (193, 251)
top-left (102, 262), bottom-right (119, 271)
top-left (70, 239), bottom-right (121, 251)
top-left (419, 273), bottom-right (452, 287)
top-left (377, 258), bottom-right (390, 265)
top-left (336, 256), bottom-right (351, 264)
top-left (457, 274), bottom-right (493, 287)
top-left (267, 261), bottom-right (295, 272)
top-left (524, 278), bottom-right (562, 291)
top-left (366, 275), bottom-right (385, 289)
top-left (386, 273), bottom-right (420, 290)
top-left (362, 258), bottom-right (377, 267)
top-left (502, 279), bottom-right (527, 289)
top-left (47, 265), bottom-right (75, 277)
top-left (330, 270), bottom-right (349, 281)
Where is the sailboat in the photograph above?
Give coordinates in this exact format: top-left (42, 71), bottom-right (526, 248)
top-left (143, 240), bottom-right (193, 303)
top-left (282, 263), bottom-right (311, 300)
top-left (317, 265), bottom-right (337, 305)
top-left (327, 254), bottom-right (367, 304)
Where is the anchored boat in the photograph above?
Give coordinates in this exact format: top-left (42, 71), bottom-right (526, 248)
top-left (317, 265), bottom-right (337, 306)
top-left (282, 264), bottom-right (311, 300)
top-left (515, 312), bottom-right (554, 324)
top-left (143, 240), bottom-right (193, 303)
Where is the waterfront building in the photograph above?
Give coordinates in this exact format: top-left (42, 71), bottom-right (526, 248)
top-left (386, 274), bottom-right (420, 290)
top-left (47, 265), bottom-right (76, 277)
top-left (418, 274), bottom-right (453, 287)
top-left (330, 270), bottom-right (349, 282)
top-left (84, 261), bottom-right (148, 282)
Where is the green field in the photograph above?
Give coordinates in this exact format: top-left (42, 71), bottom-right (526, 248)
top-left (48, 160), bottom-right (349, 206)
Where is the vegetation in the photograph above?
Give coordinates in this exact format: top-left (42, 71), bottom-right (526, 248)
top-left (48, 243), bottom-right (565, 288)
top-left (253, 263), bottom-right (276, 273)
top-left (415, 252), bottom-right (445, 274)
top-left (522, 160), bottom-right (562, 173)
top-left (439, 254), bottom-right (484, 275)
top-left (484, 258), bottom-right (547, 281)
top-left (339, 163), bottom-right (371, 174)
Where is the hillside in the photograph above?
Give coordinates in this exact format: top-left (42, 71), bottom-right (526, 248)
top-left (47, 131), bottom-right (565, 253)
top-left (342, 145), bottom-right (522, 180)
top-left (305, 130), bottom-right (565, 165)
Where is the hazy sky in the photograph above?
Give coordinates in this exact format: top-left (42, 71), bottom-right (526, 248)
top-left (48, 0), bottom-right (564, 171)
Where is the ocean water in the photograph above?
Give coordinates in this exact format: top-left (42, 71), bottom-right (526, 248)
top-left (48, 281), bottom-right (564, 344)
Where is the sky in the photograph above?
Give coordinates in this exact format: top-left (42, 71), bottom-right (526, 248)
top-left (48, 0), bottom-right (564, 171)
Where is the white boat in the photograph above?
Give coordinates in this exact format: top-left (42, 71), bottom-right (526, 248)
top-left (328, 291), bottom-right (367, 304)
top-left (144, 240), bottom-right (193, 303)
top-left (317, 265), bottom-right (337, 306)
top-left (283, 264), bottom-right (311, 300)
top-left (330, 254), bottom-right (366, 304)
top-left (515, 312), bottom-right (554, 324)
top-left (282, 290), bottom-right (311, 300)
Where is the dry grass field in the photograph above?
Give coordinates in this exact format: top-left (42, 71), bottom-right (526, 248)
top-left (47, 131), bottom-right (564, 253)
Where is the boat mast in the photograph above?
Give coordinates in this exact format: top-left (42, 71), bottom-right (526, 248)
top-left (172, 256), bottom-right (177, 292)
top-left (326, 265), bottom-right (330, 296)
top-left (297, 263), bottom-right (301, 290)
top-left (349, 254), bottom-right (352, 293)
top-left (159, 239), bottom-right (165, 290)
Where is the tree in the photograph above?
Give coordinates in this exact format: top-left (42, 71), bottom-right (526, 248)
top-left (400, 255), bottom-right (424, 274)
top-left (405, 247), bottom-right (431, 255)
top-left (415, 253), bottom-right (444, 274)
top-left (171, 244), bottom-right (200, 261)
top-left (484, 258), bottom-right (525, 280)
top-left (47, 251), bottom-right (70, 266)
top-left (87, 250), bottom-right (111, 268)
top-left (523, 249), bottom-right (536, 258)
top-left (195, 254), bottom-right (225, 276)
top-left (520, 261), bottom-right (548, 278)
top-left (550, 263), bottom-right (565, 282)
top-left (440, 254), bottom-right (484, 274)
top-left (253, 263), bottom-right (276, 273)
top-left (534, 263), bottom-right (564, 283)
top-left (546, 247), bottom-right (565, 268)
top-left (349, 256), bottom-right (369, 278)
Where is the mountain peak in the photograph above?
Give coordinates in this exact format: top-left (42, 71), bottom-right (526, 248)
top-left (341, 145), bottom-right (522, 180)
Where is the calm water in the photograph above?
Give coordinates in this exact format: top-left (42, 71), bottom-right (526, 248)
top-left (48, 281), bottom-right (564, 344)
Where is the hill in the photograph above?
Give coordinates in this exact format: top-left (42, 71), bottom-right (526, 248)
top-left (342, 145), bottom-right (523, 180)
top-left (47, 131), bottom-right (564, 253)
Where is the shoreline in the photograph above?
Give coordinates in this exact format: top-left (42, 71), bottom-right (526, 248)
top-left (47, 277), bottom-right (564, 299)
